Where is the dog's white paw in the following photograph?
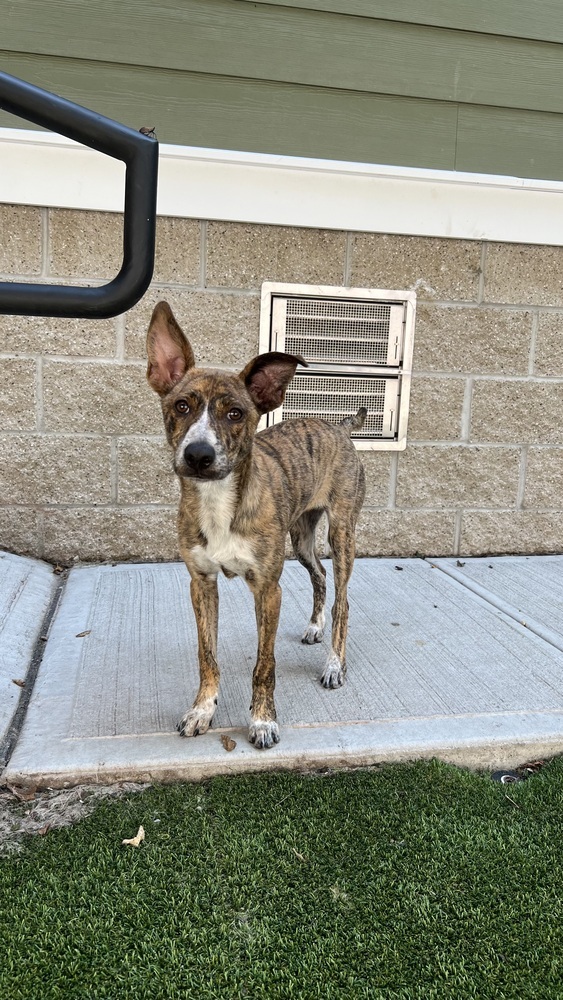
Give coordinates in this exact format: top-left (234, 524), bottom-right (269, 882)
top-left (302, 622), bottom-right (324, 644)
top-left (320, 652), bottom-right (346, 689)
top-left (301, 610), bottom-right (325, 644)
top-left (248, 719), bottom-right (280, 750)
top-left (177, 697), bottom-right (216, 737)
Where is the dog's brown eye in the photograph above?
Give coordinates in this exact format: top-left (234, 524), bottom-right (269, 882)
top-left (227, 408), bottom-right (243, 422)
top-left (175, 399), bottom-right (189, 414)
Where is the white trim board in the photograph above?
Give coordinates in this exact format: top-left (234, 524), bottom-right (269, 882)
top-left (2, 127), bottom-right (563, 245)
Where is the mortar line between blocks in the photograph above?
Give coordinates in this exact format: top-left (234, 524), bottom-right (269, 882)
top-left (200, 221), bottom-right (207, 289)
top-left (115, 314), bottom-right (125, 361)
top-left (453, 511), bottom-right (462, 554)
top-left (516, 445), bottom-right (529, 510)
top-left (426, 558), bottom-right (563, 654)
top-left (110, 438), bottom-right (118, 503)
top-left (344, 233), bottom-right (354, 285)
top-left (460, 377), bottom-right (473, 442)
top-left (35, 355), bottom-right (45, 432)
top-left (37, 510), bottom-right (46, 561)
top-left (388, 452), bottom-right (399, 507)
top-left (478, 242), bottom-right (487, 304)
top-left (41, 208), bottom-right (49, 278)
top-left (528, 312), bottom-right (539, 376)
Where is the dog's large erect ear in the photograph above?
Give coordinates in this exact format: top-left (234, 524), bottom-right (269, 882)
top-left (146, 301), bottom-right (196, 396)
top-left (239, 351), bottom-right (307, 414)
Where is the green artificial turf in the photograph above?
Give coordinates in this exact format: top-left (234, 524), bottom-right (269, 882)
top-left (1, 758), bottom-right (562, 1000)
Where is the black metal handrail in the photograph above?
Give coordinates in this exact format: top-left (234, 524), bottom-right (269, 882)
top-left (0, 72), bottom-right (158, 318)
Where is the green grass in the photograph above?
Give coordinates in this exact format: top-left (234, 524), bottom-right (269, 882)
top-left (1, 758), bottom-right (562, 999)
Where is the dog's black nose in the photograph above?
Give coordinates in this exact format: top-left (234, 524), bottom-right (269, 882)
top-left (184, 441), bottom-right (216, 474)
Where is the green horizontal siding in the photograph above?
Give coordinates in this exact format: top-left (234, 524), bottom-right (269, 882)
top-left (4, 1), bottom-right (563, 115)
top-left (0, 53), bottom-right (458, 169)
top-left (457, 105), bottom-right (563, 181)
top-left (248, 0), bottom-right (563, 45)
top-left (1, 0), bottom-right (563, 181)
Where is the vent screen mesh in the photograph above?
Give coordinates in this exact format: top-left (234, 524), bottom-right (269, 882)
top-left (284, 297), bottom-right (393, 365)
top-left (282, 373), bottom-right (393, 438)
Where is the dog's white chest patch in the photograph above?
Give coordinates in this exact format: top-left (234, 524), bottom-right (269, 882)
top-left (190, 476), bottom-right (256, 577)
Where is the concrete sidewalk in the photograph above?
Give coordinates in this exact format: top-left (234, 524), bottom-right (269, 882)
top-left (1, 551), bottom-right (563, 788)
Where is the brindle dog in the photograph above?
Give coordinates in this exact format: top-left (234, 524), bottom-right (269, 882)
top-left (146, 301), bottom-right (366, 748)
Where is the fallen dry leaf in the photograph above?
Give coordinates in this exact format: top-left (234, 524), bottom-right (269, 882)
top-left (7, 784), bottom-right (36, 802)
top-left (75, 630), bottom-right (91, 638)
top-left (122, 825), bottom-right (145, 847)
top-left (11, 678), bottom-right (26, 688)
top-left (220, 735), bottom-right (237, 752)
top-left (521, 760), bottom-right (545, 772)
top-left (37, 823), bottom-right (51, 836)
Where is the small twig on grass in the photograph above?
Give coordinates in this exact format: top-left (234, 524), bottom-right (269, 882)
top-left (275, 792), bottom-right (294, 808)
top-left (504, 794), bottom-right (521, 809)
top-left (292, 847), bottom-right (308, 863)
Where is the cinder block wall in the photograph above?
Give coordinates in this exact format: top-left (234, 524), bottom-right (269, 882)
top-left (2, 203), bottom-right (563, 562)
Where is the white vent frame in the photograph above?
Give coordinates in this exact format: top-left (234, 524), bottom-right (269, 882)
top-left (259, 282), bottom-right (416, 451)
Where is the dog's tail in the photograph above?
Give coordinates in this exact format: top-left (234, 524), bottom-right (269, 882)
top-left (340, 407), bottom-right (367, 434)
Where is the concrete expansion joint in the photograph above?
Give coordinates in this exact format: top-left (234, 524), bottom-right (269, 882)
top-left (0, 567), bottom-right (68, 775)
top-left (427, 557), bottom-right (563, 655)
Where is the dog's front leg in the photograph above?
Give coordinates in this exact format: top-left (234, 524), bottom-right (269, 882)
top-left (248, 581), bottom-right (282, 749)
top-left (177, 572), bottom-right (220, 737)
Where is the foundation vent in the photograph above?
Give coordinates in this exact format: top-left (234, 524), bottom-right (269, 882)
top-left (259, 282), bottom-right (416, 450)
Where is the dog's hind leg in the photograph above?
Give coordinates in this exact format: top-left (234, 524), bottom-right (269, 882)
top-left (321, 451), bottom-right (365, 688)
top-left (177, 572), bottom-right (220, 737)
top-left (290, 509), bottom-right (327, 644)
top-left (320, 516), bottom-right (356, 689)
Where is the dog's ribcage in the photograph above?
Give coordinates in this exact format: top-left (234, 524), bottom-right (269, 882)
top-left (190, 475), bottom-right (257, 577)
